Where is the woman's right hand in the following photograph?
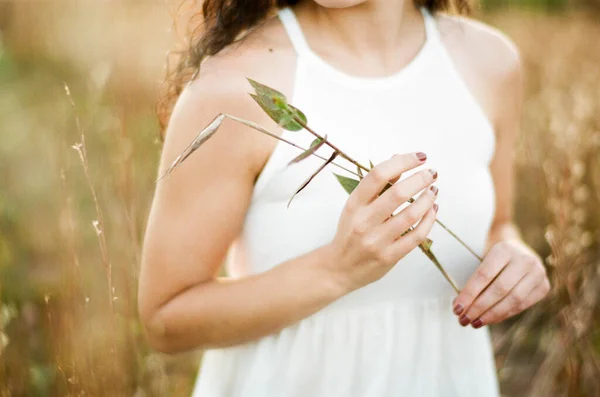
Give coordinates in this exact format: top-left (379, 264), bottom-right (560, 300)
top-left (325, 152), bottom-right (439, 293)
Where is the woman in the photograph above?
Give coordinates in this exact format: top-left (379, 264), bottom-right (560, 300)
top-left (138, 0), bottom-right (550, 395)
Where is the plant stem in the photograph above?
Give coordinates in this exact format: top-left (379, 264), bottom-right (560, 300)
top-left (65, 82), bottom-right (115, 313)
top-left (163, 111), bottom-right (476, 293)
top-left (434, 218), bottom-right (483, 262)
top-left (292, 116), bottom-right (371, 173)
top-left (292, 114), bottom-right (482, 262)
top-left (405, 197), bottom-right (483, 262)
top-left (418, 244), bottom-right (461, 293)
top-left (399, 223), bottom-right (461, 293)
top-left (225, 114), bottom-right (358, 176)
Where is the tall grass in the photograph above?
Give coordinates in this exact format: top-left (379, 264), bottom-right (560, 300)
top-left (0, 3), bottom-right (599, 396)
top-left (0, 21), bottom-right (199, 393)
top-left (487, 11), bottom-right (600, 396)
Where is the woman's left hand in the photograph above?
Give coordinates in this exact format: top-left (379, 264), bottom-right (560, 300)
top-left (452, 239), bottom-right (550, 328)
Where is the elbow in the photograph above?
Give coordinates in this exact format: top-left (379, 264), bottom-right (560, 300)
top-left (138, 294), bottom-right (184, 354)
top-left (141, 317), bottom-right (175, 354)
top-left (138, 302), bottom-right (176, 354)
top-left (138, 298), bottom-right (212, 354)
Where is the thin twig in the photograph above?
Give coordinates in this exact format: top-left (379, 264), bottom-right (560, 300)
top-left (293, 115), bottom-right (371, 173)
top-left (419, 245), bottom-right (461, 293)
top-left (222, 114), bottom-right (359, 176)
top-left (293, 114), bottom-right (482, 262)
top-left (435, 218), bottom-right (483, 262)
top-left (160, 111), bottom-right (483, 272)
top-left (64, 82), bottom-right (115, 312)
top-left (406, 197), bottom-right (483, 262)
top-left (401, 224), bottom-right (461, 293)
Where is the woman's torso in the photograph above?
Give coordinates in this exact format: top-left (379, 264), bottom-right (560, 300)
top-left (192, 5), bottom-right (501, 396)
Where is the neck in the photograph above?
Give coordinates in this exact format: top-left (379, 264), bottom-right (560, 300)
top-left (293, 1), bottom-right (427, 76)
top-left (296, 1), bottom-right (424, 60)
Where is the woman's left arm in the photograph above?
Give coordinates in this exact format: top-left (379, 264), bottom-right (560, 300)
top-left (451, 36), bottom-right (550, 329)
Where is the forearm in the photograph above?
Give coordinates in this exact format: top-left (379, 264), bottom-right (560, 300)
top-left (143, 244), bottom-right (346, 353)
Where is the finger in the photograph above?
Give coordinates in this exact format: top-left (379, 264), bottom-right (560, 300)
top-left (367, 168), bottom-right (438, 224)
top-left (349, 152), bottom-right (427, 207)
top-left (375, 184), bottom-right (438, 243)
top-left (522, 277), bottom-right (551, 308)
top-left (386, 203), bottom-right (438, 260)
top-left (459, 260), bottom-right (527, 326)
top-left (470, 272), bottom-right (542, 328)
top-left (452, 245), bottom-right (511, 318)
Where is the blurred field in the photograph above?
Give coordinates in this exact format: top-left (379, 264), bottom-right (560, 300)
top-left (0, 1), bottom-right (599, 396)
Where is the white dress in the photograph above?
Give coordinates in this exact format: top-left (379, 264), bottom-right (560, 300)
top-left (192, 6), bottom-right (500, 397)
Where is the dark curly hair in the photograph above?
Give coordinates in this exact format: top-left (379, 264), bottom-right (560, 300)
top-left (157, 0), bottom-right (470, 136)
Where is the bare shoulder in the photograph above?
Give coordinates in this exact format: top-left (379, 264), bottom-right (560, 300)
top-left (433, 13), bottom-right (523, 128)
top-left (162, 13), bottom-right (296, 176)
top-left (436, 12), bottom-right (522, 82)
top-left (192, 14), bottom-right (296, 95)
top-left (173, 12), bottom-right (296, 121)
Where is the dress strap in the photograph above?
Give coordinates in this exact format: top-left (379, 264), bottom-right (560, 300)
top-left (420, 7), bottom-right (442, 45)
top-left (277, 7), bottom-right (312, 56)
top-left (279, 6), bottom-right (441, 56)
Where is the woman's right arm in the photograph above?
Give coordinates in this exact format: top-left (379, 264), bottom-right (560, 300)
top-left (138, 68), bottom-right (439, 354)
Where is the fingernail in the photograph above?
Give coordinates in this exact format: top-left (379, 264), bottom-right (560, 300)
top-left (416, 152), bottom-right (427, 161)
top-left (433, 203), bottom-right (439, 213)
top-left (453, 303), bottom-right (463, 315)
top-left (429, 169), bottom-right (438, 179)
top-left (459, 314), bottom-right (471, 326)
top-left (430, 185), bottom-right (438, 195)
top-left (472, 319), bottom-right (484, 329)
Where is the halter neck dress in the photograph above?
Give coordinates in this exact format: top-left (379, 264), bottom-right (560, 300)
top-left (191, 6), bottom-right (500, 397)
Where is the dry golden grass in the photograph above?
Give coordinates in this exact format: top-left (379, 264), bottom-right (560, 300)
top-left (486, 10), bottom-right (600, 396)
top-left (0, 2), bottom-right (598, 396)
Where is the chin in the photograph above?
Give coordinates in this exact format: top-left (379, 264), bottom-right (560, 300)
top-left (312, 0), bottom-right (368, 8)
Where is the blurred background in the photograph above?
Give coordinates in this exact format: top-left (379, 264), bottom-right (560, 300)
top-left (0, 0), bottom-right (599, 396)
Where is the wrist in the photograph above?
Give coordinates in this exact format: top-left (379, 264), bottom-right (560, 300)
top-left (309, 243), bottom-right (355, 299)
top-left (485, 222), bottom-right (521, 254)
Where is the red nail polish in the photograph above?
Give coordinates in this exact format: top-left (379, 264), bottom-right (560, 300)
top-left (459, 314), bottom-right (471, 326)
top-left (430, 185), bottom-right (438, 195)
top-left (472, 319), bottom-right (484, 329)
top-left (429, 169), bottom-right (438, 179)
top-left (416, 152), bottom-right (427, 161)
top-left (433, 203), bottom-right (439, 213)
top-left (453, 303), bottom-right (464, 315)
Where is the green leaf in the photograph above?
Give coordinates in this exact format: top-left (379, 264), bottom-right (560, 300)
top-left (247, 78), bottom-right (288, 107)
top-left (289, 105), bottom-right (307, 126)
top-left (357, 165), bottom-right (363, 180)
top-left (281, 105), bottom-right (308, 129)
top-left (369, 159), bottom-right (375, 170)
top-left (288, 152), bottom-right (338, 208)
top-left (249, 94), bottom-right (305, 131)
top-left (247, 78), bottom-right (308, 130)
top-left (333, 173), bottom-right (360, 195)
top-left (310, 138), bottom-right (322, 148)
top-left (288, 136), bottom-right (327, 165)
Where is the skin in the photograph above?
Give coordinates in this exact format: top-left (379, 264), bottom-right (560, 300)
top-left (138, 0), bottom-right (550, 354)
